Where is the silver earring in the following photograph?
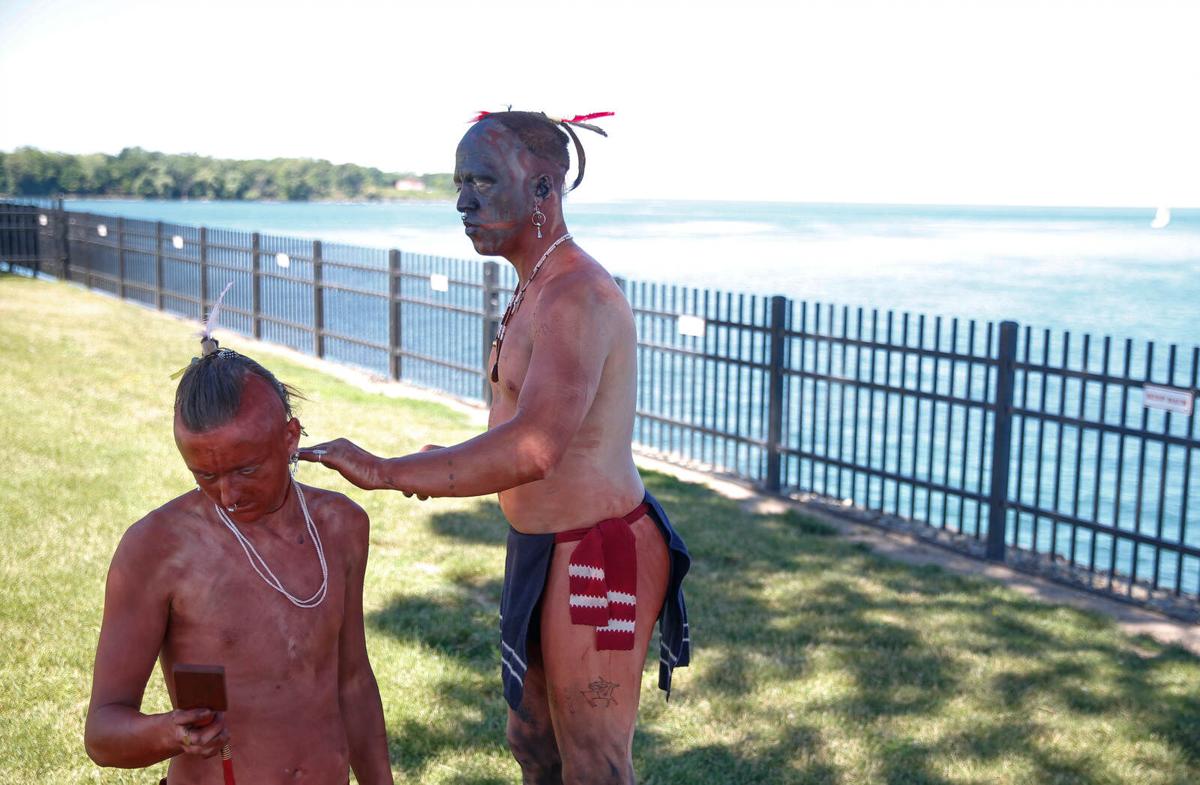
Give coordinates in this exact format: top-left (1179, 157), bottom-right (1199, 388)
top-left (289, 452), bottom-right (299, 477)
top-left (532, 202), bottom-right (546, 239)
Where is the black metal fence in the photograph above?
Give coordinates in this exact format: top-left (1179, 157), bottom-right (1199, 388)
top-left (3, 199), bottom-right (1197, 610)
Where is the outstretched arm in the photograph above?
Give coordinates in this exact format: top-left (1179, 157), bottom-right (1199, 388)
top-left (337, 501), bottom-right (394, 785)
top-left (301, 275), bottom-right (615, 498)
top-left (85, 518), bottom-right (229, 767)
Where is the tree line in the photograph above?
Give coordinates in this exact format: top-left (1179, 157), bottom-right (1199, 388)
top-left (0, 147), bottom-right (455, 201)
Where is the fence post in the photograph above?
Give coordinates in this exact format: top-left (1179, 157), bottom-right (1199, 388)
top-left (312, 240), bottom-right (324, 358)
top-left (482, 261), bottom-right (502, 404)
top-left (251, 232), bottom-right (262, 339)
top-left (198, 227), bottom-right (208, 319)
top-left (154, 221), bottom-right (164, 309)
top-left (986, 320), bottom-right (1020, 561)
top-left (117, 217), bottom-right (126, 299)
top-left (56, 199), bottom-right (69, 281)
top-left (765, 294), bottom-right (789, 493)
top-left (85, 214), bottom-right (95, 290)
top-left (30, 204), bottom-right (42, 278)
top-left (388, 249), bottom-right (401, 380)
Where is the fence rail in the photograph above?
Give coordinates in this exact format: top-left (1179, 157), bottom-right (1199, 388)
top-left (2, 199), bottom-right (1197, 612)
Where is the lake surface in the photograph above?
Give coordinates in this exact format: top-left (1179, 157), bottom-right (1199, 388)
top-left (63, 198), bottom-right (1200, 347)
top-left (34, 198), bottom-right (1198, 594)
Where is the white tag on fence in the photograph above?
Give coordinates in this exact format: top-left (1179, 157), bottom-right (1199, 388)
top-left (275, 252), bottom-right (290, 269)
top-left (97, 224), bottom-right (107, 237)
top-left (430, 273), bottom-right (449, 292)
top-left (1143, 384), bottom-right (1194, 415)
top-left (172, 235), bottom-right (184, 250)
top-left (38, 214), bottom-right (48, 226)
top-left (677, 314), bottom-right (706, 337)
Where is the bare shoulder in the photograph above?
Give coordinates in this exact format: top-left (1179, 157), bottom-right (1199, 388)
top-left (296, 484), bottom-right (369, 545)
top-left (537, 249), bottom-right (630, 323)
top-left (108, 492), bottom-right (203, 584)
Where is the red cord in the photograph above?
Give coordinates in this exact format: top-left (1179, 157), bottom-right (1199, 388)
top-left (221, 745), bottom-right (236, 785)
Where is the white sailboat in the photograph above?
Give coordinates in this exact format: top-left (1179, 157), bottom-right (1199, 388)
top-left (1151, 206), bottom-right (1171, 229)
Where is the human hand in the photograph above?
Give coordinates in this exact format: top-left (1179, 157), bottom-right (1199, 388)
top-left (169, 708), bottom-right (229, 758)
top-left (298, 438), bottom-right (382, 490)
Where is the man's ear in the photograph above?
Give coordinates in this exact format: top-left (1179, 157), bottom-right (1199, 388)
top-left (285, 417), bottom-right (302, 453)
top-left (534, 175), bottom-right (552, 200)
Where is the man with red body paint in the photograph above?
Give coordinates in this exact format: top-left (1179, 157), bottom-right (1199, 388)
top-left (85, 348), bottom-right (394, 785)
top-left (302, 111), bottom-right (691, 785)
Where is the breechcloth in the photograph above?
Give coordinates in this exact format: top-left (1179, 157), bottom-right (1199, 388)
top-left (499, 490), bottom-right (691, 712)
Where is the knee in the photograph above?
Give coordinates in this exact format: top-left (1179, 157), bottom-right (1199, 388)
top-left (560, 742), bottom-right (634, 785)
top-left (507, 717), bottom-right (561, 783)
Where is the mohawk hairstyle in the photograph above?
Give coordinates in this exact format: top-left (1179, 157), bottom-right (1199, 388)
top-left (477, 111), bottom-right (592, 192)
top-left (174, 340), bottom-right (300, 433)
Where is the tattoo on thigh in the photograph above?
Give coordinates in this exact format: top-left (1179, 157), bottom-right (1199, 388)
top-left (580, 676), bottom-right (619, 708)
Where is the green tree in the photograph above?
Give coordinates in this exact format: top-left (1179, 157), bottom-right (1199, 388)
top-left (0, 147), bottom-right (455, 201)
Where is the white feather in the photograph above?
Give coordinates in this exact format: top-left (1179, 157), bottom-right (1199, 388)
top-left (201, 281), bottom-right (236, 338)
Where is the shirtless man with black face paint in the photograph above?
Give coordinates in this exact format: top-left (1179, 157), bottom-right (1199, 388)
top-left (302, 111), bottom-right (691, 785)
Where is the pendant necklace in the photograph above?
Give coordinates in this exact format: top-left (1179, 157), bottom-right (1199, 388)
top-left (214, 482), bottom-right (328, 609)
top-left (490, 232), bottom-right (572, 382)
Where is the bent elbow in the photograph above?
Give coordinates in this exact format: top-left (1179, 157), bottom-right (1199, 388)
top-left (83, 715), bottom-right (120, 767)
top-left (525, 450), bottom-right (557, 482)
top-left (84, 736), bottom-right (111, 767)
top-left (518, 438), bottom-right (563, 483)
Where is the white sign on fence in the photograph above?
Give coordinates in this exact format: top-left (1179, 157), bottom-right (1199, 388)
top-left (1143, 384), bottom-right (1194, 416)
top-left (677, 314), bottom-right (706, 338)
top-left (275, 252), bottom-right (290, 269)
top-left (430, 273), bottom-right (449, 292)
top-left (38, 214), bottom-right (48, 227)
top-left (97, 224), bottom-right (107, 238)
top-left (172, 235), bottom-right (184, 250)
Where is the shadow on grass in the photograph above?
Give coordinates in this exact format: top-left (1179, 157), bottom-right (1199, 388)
top-left (370, 470), bottom-right (1200, 784)
top-left (368, 573), bottom-right (508, 780)
top-left (635, 721), bottom-right (840, 785)
top-left (427, 498), bottom-right (510, 546)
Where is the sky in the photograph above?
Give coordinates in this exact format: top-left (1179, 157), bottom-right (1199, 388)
top-left (1, 0), bottom-right (1198, 206)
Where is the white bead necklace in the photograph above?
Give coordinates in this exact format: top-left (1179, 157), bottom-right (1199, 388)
top-left (213, 483), bottom-right (328, 609)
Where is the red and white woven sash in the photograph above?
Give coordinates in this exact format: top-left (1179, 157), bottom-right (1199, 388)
top-left (554, 503), bottom-right (649, 651)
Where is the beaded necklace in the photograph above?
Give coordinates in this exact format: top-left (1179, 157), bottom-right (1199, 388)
top-left (213, 482), bottom-right (328, 609)
top-left (490, 232), bottom-right (573, 382)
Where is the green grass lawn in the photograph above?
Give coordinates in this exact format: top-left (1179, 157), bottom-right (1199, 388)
top-left (1, 273), bottom-right (1198, 785)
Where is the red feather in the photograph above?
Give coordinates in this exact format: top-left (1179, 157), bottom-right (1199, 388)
top-left (564, 111), bottom-right (615, 124)
top-left (469, 110), bottom-right (492, 123)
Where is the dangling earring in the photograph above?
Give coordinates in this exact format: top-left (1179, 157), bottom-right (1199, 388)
top-left (531, 201), bottom-right (546, 239)
top-left (289, 452), bottom-right (299, 477)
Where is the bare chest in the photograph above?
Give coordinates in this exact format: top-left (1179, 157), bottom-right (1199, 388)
top-left (165, 530), bottom-right (345, 671)
top-left (489, 310), bottom-right (536, 411)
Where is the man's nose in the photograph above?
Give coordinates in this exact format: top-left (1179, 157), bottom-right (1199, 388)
top-left (216, 476), bottom-right (240, 508)
top-left (456, 187), bottom-right (477, 213)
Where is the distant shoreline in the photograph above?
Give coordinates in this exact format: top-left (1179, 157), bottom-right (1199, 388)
top-left (52, 194), bottom-right (454, 204)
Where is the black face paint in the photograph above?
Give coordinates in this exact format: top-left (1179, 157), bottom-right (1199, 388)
top-left (454, 123), bottom-right (536, 258)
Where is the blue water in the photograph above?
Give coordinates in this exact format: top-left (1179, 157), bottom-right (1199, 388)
top-left (32, 199), bottom-right (1199, 596)
top-left (63, 199), bottom-right (1200, 349)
